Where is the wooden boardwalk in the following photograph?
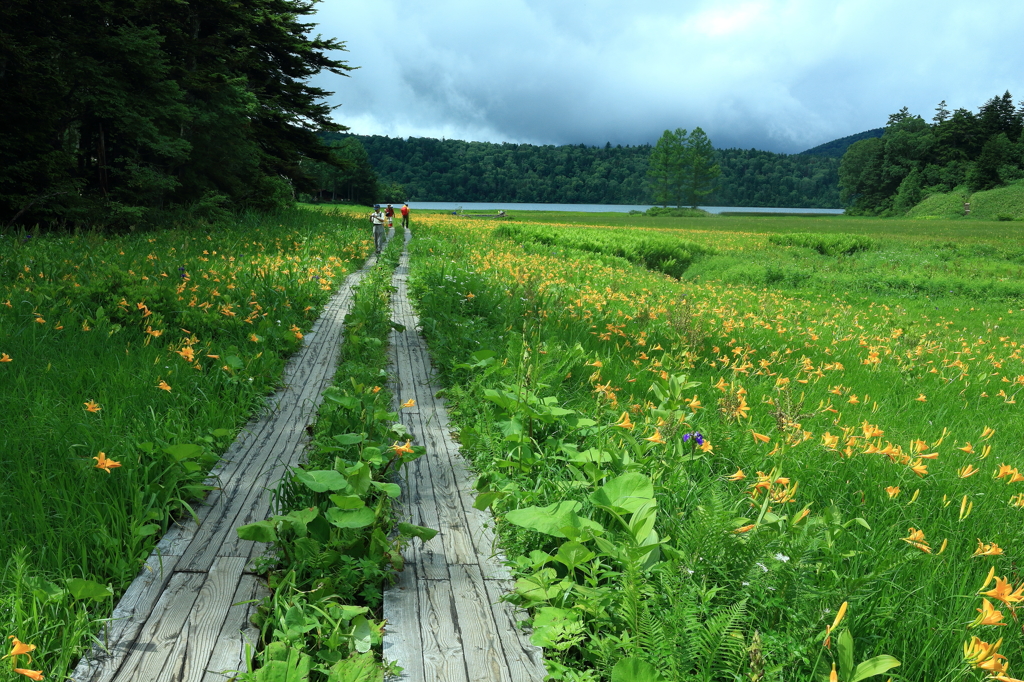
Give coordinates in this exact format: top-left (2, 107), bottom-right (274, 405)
top-left (71, 244), bottom-right (387, 682)
top-left (383, 233), bottom-right (545, 682)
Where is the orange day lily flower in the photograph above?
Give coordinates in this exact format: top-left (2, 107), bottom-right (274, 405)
top-left (915, 394), bottom-right (927, 401)
top-left (84, 400), bottom-right (101, 413)
top-left (0, 353), bottom-right (11, 362)
top-left (751, 430), bottom-right (770, 443)
top-left (157, 380), bottom-right (171, 392)
top-left (14, 669), bottom-right (44, 681)
top-left (959, 464), bottom-right (980, 478)
top-left (901, 527), bottom-right (931, 553)
top-left (885, 486), bottom-right (901, 499)
top-left (392, 440), bottom-right (415, 455)
top-left (645, 429), bottom-right (666, 445)
top-left (964, 636), bottom-right (1006, 674)
top-left (981, 426), bottom-right (996, 440)
top-left (93, 452), bottom-right (121, 473)
top-left (4, 636), bottom-right (36, 663)
top-left (970, 599), bottom-right (1007, 628)
top-left (401, 399), bottom-right (416, 408)
top-left (982, 577), bottom-right (1024, 607)
top-left (614, 411), bottom-right (634, 429)
top-left (973, 540), bottom-right (1004, 558)
top-left (727, 468), bottom-right (745, 481)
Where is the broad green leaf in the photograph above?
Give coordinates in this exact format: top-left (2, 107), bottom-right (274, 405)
top-left (64, 578), bottom-right (113, 601)
top-left (255, 646), bottom-right (311, 682)
top-left (590, 472), bottom-right (654, 514)
top-left (611, 657), bottom-right (665, 682)
top-left (225, 355), bottom-right (244, 370)
top-left (294, 469), bottom-right (349, 492)
top-left (505, 500), bottom-right (603, 538)
top-left (238, 520), bottom-right (278, 543)
top-left (850, 655), bottom-right (901, 682)
top-left (325, 507), bottom-right (376, 529)
top-left (838, 629), bottom-right (855, 682)
top-left (351, 614), bottom-right (373, 653)
top-left (163, 443), bottom-right (204, 461)
top-left (328, 651), bottom-right (382, 682)
top-left (211, 428), bottom-right (233, 437)
top-left (398, 522), bottom-right (438, 542)
top-left (134, 523), bottom-right (160, 537)
top-left (347, 462), bottom-right (372, 496)
top-left (333, 433), bottom-right (364, 445)
top-left (473, 491), bottom-right (507, 510)
top-left (530, 607), bottom-right (578, 647)
top-left (24, 576), bottom-right (64, 602)
top-left (554, 541), bottom-right (595, 571)
top-left (370, 481), bottom-right (401, 498)
top-left (329, 494), bottom-right (366, 510)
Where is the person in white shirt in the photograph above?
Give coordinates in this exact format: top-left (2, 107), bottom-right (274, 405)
top-left (369, 204), bottom-right (385, 254)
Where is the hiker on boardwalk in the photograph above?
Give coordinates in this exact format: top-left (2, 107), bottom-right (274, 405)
top-left (400, 202), bottom-right (410, 230)
top-left (370, 204), bottom-right (386, 253)
top-left (385, 203), bottom-right (395, 228)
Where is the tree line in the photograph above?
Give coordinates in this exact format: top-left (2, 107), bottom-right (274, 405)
top-left (1, 0), bottom-right (351, 229)
top-left (839, 92), bottom-right (1024, 215)
top-left (316, 132), bottom-right (843, 208)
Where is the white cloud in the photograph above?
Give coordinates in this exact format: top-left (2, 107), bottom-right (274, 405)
top-left (309, 0), bottom-right (1024, 153)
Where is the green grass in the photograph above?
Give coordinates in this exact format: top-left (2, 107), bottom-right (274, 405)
top-left (910, 180), bottom-right (1024, 221)
top-left (401, 212), bottom-right (1024, 681)
top-left (0, 208), bottom-right (371, 681)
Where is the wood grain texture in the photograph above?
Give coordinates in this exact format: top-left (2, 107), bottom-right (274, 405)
top-left (383, 236), bottom-right (545, 682)
top-left (70, 249), bottom-right (385, 682)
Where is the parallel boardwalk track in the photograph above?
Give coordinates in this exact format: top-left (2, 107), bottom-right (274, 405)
top-left (71, 228), bottom-right (543, 681)
top-left (383, 233), bottom-right (545, 682)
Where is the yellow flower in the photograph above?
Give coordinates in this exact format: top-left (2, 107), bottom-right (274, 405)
top-left (614, 411), bottom-right (634, 430)
top-left (964, 636), bottom-right (1006, 674)
top-left (14, 669), bottom-right (44, 681)
top-left (371, 386), bottom-right (382, 394)
top-left (981, 426), bottom-right (996, 440)
top-left (960, 442), bottom-right (975, 454)
top-left (982, 577), bottom-right (1024, 607)
top-left (401, 399), bottom-right (416, 408)
top-left (973, 540), bottom-right (1004, 558)
top-left (93, 452), bottom-right (121, 473)
top-left (910, 459), bottom-right (929, 477)
top-left (157, 380), bottom-right (172, 392)
top-left (645, 429), bottom-right (666, 445)
top-left (83, 400), bottom-right (101, 413)
top-left (915, 394), bottom-right (927, 402)
top-left (829, 662), bottom-right (837, 682)
top-left (732, 524), bottom-right (755, 534)
top-left (4, 636), bottom-right (36, 664)
top-left (727, 468), bottom-right (745, 481)
top-left (885, 486), bottom-right (901, 499)
top-left (901, 527), bottom-right (931, 553)
top-left (959, 464), bottom-right (980, 478)
top-left (970, 599), bottom-right (1007, 628)
top-left (392, 440), bottom-right (415, 455)
top-left (751, 430), bottom-right (771, 443)
top-left (0, 353), bottom-right (11, 362)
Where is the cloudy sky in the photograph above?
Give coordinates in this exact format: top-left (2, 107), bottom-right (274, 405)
top-left (309, 0), bottom-right (1024, 154)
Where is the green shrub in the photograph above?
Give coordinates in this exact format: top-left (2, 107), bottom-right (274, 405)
top-left (767, 232), bottom-right (874, 256)
top-left (646, 206), bottom-right (711, 218)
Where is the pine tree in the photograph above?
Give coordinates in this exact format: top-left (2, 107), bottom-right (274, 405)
top-left (681, 128), bottom-right (721, 209)
top-left (647, 129), bottom-right (687, 207)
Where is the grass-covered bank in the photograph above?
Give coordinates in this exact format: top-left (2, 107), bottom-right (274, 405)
top-left (0, 208), bottom-right (371, 681)
top-left (401, 213), bottom-right (1024, 681)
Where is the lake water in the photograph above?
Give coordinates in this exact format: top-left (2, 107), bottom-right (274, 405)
top-left (406, 201), bottom-right (845, 215)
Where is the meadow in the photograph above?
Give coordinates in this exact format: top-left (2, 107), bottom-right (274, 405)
top-left (402, 210), bottom-right (1024, 681)
top-left (0, 209), bottom-right (372, 680)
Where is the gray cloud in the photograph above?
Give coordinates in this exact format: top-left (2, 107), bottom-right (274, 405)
top-left (311, 0), bottom-right (1024, 153)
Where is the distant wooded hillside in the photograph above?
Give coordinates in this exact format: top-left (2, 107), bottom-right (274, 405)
top-left (322, 133), bottom-right (843, 208)
top-left (800, 129), bottom-right (884, 157)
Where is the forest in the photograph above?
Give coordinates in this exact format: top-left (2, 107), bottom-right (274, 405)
top-left (839, 92), bottom-right (1024, 214)
top-left (317, 132), bottom-right (845, 208)
top-left (0, 0), bottom-right (351, 229)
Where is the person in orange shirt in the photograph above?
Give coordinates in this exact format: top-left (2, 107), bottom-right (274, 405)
top-left (400, 202), bottom-right (410, 229)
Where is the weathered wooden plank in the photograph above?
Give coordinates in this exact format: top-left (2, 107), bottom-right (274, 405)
top-left (70, 555), bottom-right (181, 682)
top-left (419, 579), bottom-right (469, 682)
top-left (450, 565), bottom-right (511, 682)
top-left (108, 571), bottom-right (206, 682)
top-left (382, 562), bottom-right (425, 682)
top-left (199, 572), bottom-right (265, 682)
top-left (483, 581), bottom-right (545, 682)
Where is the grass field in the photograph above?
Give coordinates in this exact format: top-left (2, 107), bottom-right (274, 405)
top-left (401, 209), bottom-right (1024, 681)
top-left (0, 208), bottom-right (371, 680)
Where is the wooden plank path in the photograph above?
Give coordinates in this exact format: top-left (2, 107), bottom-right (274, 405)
top-left (383, 232), bottom-right (545, 682)
top-left (71, 240), bottom-right (390, 682)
